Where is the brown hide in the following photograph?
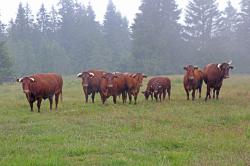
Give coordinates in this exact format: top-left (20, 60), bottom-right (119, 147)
top-left (17, 73), bottom-right (63, 112)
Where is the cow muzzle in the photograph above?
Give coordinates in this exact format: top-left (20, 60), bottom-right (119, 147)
top-left (107, 84), bottom-right (113, 88)
top-left (189, 76), bottom-right (194, 80)
top-left (83, 84), bottom-right (88, 87)
top-left (23, 90), bottom-right (30, 94)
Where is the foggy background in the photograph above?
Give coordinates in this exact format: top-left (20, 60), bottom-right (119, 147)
top-left (0, 0), bottom-right (249, 83)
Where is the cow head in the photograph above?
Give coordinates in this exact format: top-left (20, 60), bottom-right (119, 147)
top-left (131, 73), bottom-right (147, 87)
top-left (77, 72), bottom-right (95, 87)
top-left (142, 90), bottom-right (151, 100)
top-left (217, 60), bottom-right (234, 79)
top-left (16, 77), bottom-right (35, 94)
top-left (102, 73), bottom-right (118, 88)
top-left (184, 65), bottom-right (198, 82)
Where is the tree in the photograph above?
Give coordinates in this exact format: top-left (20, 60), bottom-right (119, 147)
top-left (0, 42), bottom-right (13, 83)
top-left (103, 0), bottom-right (131, 71)
top-left (132, 0), bottom-right (182, 74)
top-left (36, 4), bottom-right (50, 35)
top-left (183, 0), bottom-right (223, 65)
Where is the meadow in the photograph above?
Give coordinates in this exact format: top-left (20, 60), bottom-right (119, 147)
top-left (0, 75), bottom-right (250, 166)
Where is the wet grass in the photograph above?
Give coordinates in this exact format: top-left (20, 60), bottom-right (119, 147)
top-left (0, 75), bottom-right (250, 165)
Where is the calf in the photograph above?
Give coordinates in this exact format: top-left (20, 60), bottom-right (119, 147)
top-left (142, 77), bottom-right (171, 101)
top-left (16, 73), bottom-right (63, 112)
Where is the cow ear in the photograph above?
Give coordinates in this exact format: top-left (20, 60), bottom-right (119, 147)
top-left (229, 66), bottom-right (234, 69)
top-left (183, 67), bottom-right (187, 70)
top-left (77, 72), bottom-right (83, 78)
top-left (194, 66), bottom-right (198, 69)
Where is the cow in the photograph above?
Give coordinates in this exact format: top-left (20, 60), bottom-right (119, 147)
top-left (16, 73), bottom-right (63, 112)
top-left (183, 65), bottom-right (203, 100)
top-left (142, 77), bottom-right (171, 101)
top-left (99, 73), bottom-right (127, 104)
top-left (124, 73), bottom-right (147, 104)
top-left (203, 61), bottom-right (234, 101)
top-left (77, 70), bottom-right (105, 103)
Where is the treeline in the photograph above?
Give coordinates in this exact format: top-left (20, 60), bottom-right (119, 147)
top-left (0, 0), bottom-right (250, 82)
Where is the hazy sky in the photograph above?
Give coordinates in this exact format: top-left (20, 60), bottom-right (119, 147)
top-left (0, 0), bottom-right (241, 24)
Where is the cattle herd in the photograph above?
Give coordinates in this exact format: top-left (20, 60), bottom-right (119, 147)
top-left (16, 61), bottom-right (234, 112)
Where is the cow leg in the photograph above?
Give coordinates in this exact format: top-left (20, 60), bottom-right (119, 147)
top-left (199, 87), bottom-right (202, 98)
top-left (128, 93), bottom-right (132, 104)
top-left (159, 92), bottom-right (162, 102)
top-left (134, 93), bottom-right (138, 105)
top-left (55, 94), bottom-right (59, 110)
top-left (49, 96), bottom-right (53, 111)
top-left (91, 92), bottom-right (95, 103)
top-left (205, 85), bottom-right (211, 101)
top-left (185, 89), bottom-right (189, 100)
top-left (37, 98), bottom-right (42, 113)
top-left (151, 93), bottom-right (153, 100)
top-left (113, 95), bottom-right (117, 104)
top-left (213, 89), bottom-right (216, 99)
top-left (85, 93), bottom-right (88, 103)
top-left (122, 92), bottom-right (127, 103)
top-left (167, 89), bottom-right (171, 100)
top-left (29, 101), bottom-right (34, 112)
top-left (192, 89), bottom-right (195, 100)
top-left (216, 88), bottom-right (220, 99)
top-left (163, 90), bottom-right (166, 100)
top-left (154, 93), bottom-right (158, 102)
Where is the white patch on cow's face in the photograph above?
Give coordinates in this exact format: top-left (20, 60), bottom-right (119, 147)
top-left (77, 73), bottom-right (83, 77)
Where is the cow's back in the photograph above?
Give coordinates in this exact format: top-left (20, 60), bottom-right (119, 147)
top-left (203, 64), bottom-right (222, 84)
top-left (30, 73), bottom-right (63, 96)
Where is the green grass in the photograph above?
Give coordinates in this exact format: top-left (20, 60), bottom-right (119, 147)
top-left (0, 75), bottom-right (250, 165)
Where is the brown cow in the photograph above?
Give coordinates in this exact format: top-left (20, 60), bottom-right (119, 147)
top-left (183, 65), bottom-right (203, 100)
top-left (77, 70), bottom-right (105, 103)
top-left (16, 73), bottom-right (63, 112)
top-left (99, 73), bottom-right (127, 104)
top-left (124, 73), bottom-right (147, 104)
top-left (142, 77), bottom-right (171, 101)
top-left (203, 61), bottom-right (234, 101)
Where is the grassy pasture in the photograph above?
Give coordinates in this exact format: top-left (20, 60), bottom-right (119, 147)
top-left (0, 75), bottom-right (250, 166)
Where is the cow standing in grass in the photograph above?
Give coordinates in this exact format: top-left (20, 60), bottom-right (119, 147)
top-left (77, 70), bottom-right (105, 103)
top-left (124, 73), bottom-right (147, 104)
top-left (16, 73), bottom-right (63, 112)
top-left (203, 61), bottom-right (234, 101)
top-left (100, 73), bottom-right (127, 104)
top-left (183, 65), bottom-right (203, 100)
top-left (142, 77), bottom-right (171, 101)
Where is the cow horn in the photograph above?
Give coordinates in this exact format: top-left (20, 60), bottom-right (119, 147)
top-left (29, 77), bottom-right (35, 82)
top-left (89, 72), bottom-right (94, 77)
top-left (217, 64), bottom-right (221, 69)
top-left (17, 77), bottom-right (23, 82)
top-left (77, 72), bottom-right (83, 78)
top-left (228, 60), bottom-right (232, 65)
